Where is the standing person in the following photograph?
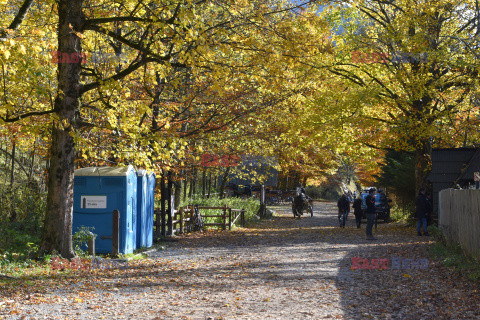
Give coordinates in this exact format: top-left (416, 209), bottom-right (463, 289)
top-left (346, 191), bottom-right (353, 221)
top-left (337, 194), bottom-right (349, 228)
top-left (365, 188), bottom-right (377, 240)
top-left (415, 188), bottom-right (430, 236)
top-left (352, 195), bottom-right (363, 228)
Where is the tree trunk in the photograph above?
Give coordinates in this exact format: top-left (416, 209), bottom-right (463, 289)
top-left (190, 168), bottom-right (197, 200)
top-left (174, 179), bottom-right (181, 209)
top-left (41, 0), bottom-right (83, 258)
top-left (160, 171), bottom-right (166, 237)
top-left (213, 170), bottom-right (218, 190)
top-left (167, 171), bottom-right (173, 236)
top-left (9, 142), bottom-right (16, 222)
top-left (28, 141), bottom-right (36, 179)
top-left (414, 138), bottom-right (432, 195)
top-left (207, 171), bottom-right (212, 198)
top-left (10, 142), bottom-right (15, 188)
top-left (182, 175), bottom-right (187, 203)
top-left (202, 168), bottom-right (207, 198)
top-left (219, 167), bottom-right (230, 199)
top-left (188, 174), bottom-right (193, 199)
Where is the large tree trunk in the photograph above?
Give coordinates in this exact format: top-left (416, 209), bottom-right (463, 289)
top-left (41, 0), bottom-right (83, 258)
top-left (174, 179), bottom-right (181, 208)
top-left (414, 138), bottom-right (432, 195)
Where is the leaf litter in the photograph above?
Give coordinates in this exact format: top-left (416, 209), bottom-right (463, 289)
top-left (0, 202), bottom-right (479, 319)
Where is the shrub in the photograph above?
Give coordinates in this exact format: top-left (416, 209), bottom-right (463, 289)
top-left (304, 185), bottom-right (323, 200)
top-left (72, 226), bottom-right (96, 255)
top-left (389, 204), bottom-right (414, 222)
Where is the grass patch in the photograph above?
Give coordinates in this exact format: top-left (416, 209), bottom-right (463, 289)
top-left (428, 225), bottom-right (480, 282)
top-left (181, 196), bottom-right (260, 228)
top-left (118, 252), bottom-right (146, 261)
top-left (0, 224), bottom-right (41, 260)
top-left (0, 224), bottom-right (46, 279)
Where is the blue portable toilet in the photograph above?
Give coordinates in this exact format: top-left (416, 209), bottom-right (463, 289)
top-left (145, 172), bottom-right (155, 247)
top-left (73, 166), bottom-right (137, 254)
top-left (136, 169), bottom-right (148, 248)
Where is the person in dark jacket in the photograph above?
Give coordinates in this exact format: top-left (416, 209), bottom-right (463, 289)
top-left (346, 191), bottom-right (353, 220)
top-left (337, 194), bottom-right (350, 228)
top-left (352, 196), bottom-right (363, 228)
top-left (365, 188), bottom-right (376, 240)
top-left (415, 188), bottom-right (430, 236)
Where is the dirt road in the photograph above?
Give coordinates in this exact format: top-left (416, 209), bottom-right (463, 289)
top-left (2, 201), bottom-right (479, 319)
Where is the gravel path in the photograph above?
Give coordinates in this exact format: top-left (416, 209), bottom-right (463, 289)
top-left (1, 201), bottom-right (479, 319)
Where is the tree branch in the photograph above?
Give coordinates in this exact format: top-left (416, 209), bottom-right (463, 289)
top-left (7, 0), bottom-right (34, 31)
top-left (80, 58), bottom-right (151, 94)
top-left (0, 109), bottom-right (56, 123)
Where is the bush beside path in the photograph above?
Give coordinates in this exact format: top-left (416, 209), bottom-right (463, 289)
top-left (1, 202), bottom-right (479, 319)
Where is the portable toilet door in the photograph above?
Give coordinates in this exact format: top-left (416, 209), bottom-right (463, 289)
top-left (136, 169), bottom-right (148, 248)
top-left (73, 165), bottom-right (137, 254)
top-left (146, 172), bottom-right (155, 248)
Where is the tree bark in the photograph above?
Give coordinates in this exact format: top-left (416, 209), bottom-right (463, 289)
top-left (9, 142), bottom-right (16, 222)
top-left (414, 138), bottom-right (432, 195)
top-left (202, 168), bottom-right (207, 198)
top-left (10, 142), bottom-right (15, 188)
top-left (207, 170), bottom-right (212, 198)
top-left (41, 0), bottom-right (83, 258)
top-left (219, 166), bottom-right (230, 199)
top-left (182, 175), bottom-right (187, 203)
top-left (190, 168), bottom-right (197, 200)
top-left (28, 141), bottom-right (36, 179)
top-left (160, 171), bottom-right (166, 237)
top-left (213, 170), bottom-right (218, 190)
top-left (167, 171), bottom-right (173, 236)
top-left (174, 178), bottom-right (181, 209)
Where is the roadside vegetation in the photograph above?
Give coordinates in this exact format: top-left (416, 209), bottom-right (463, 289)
top-left (428, 226), bottom-right (480, 282)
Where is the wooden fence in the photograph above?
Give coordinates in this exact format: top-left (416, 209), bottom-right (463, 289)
top-left (157, 204), bottom-right (246, 236)
top-left (439, 188), bottom-right (480, 259)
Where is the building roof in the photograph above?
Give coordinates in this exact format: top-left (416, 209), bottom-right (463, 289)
top-left (75, 165), bottom-right (136, 177)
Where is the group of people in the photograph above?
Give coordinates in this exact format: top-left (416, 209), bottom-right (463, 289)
top-left (337, 187), bottom-right (433, 240)
top-left (337, 188), bottom-right (378, 240)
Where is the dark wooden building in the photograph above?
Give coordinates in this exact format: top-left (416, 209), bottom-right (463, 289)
top-left (429, 148), bottom-right (480, 214)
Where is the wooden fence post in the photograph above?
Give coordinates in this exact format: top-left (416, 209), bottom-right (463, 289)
top-left (241, 209), bottom-right (245, 227)
top-left (228, 207), bottom-right (232, 230)
top-left (179, 207), bottom-right (184, 234)
top-left (257, 185), bottom-right (267, 218)
top-left (112, 209), bottom-right (119, 256)
top-left (223, 204), bottom-right (227, 230)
